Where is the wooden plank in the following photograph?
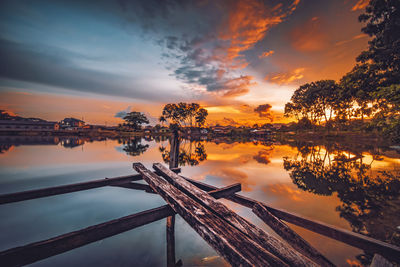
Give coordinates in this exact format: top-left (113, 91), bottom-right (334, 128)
top-left (133, 163), bottom-right (288, 267)
top-left (166, 215), bottom-right (176, 267)
top-left (153, 163), bottom-right (317, 267)
top-left (0, 181), bottom-right (242, 267)
top-left (0, 205), bottom-right (175, 267)
top-left (112, 182), bottom-right (155, 193)
top-left (253, 202), bottom-right (335, 267)
top-left (181, 176), bottom-right (400, 263)
top-left (206, 183), bottom-right (241, 199)
top-left (169, 134), bottom-right (180, 169)
top-left (0, 174), bottom-right (142, 205)
top-left (0, 168), bottom-right (182, 205)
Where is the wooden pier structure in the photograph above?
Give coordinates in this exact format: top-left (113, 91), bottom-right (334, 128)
top-left (1, 161), bottom-right (399, 266)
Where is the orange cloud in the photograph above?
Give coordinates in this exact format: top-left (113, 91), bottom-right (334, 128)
top-left (289, 17), bottom-right (329, 52)
top-left (335, 33), bottom-right (368, 46)
top-left (267, 184), bottom-right (305, 202)
top-left (265, 67), bottom-right (305, 85)
top-left (211, 167), bottom-right (255, 191)
top-left (0, 91), bottom-right (161, 126)
top-left (351, 0), bottom-right (369, 11)
top-left (219, 75), bottom-right (256, 98)
top-left (218, 0), bottom-right (300, 67)
top-left (259, 50), bottom-right (275, 58)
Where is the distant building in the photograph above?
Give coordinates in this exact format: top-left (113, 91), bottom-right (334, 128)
top-left (211, 125), bottom-right (233, 135)
top-left (60, 118), bottom-right (85, 128)
top-left (185, 127), bottom-right (209, 135)
top-left (0, 120), bottom-right (60, 132)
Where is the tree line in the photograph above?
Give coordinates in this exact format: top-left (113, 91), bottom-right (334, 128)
top-left (284, 0), bottom-right (400, 141)
top-left (120, 102), bottom-right (208, 131)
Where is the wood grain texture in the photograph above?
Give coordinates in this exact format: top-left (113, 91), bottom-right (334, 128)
top-left (0, 205), bottom-right (174, 266)
top-left (153, 163), bottom-right (317, 267)
top-left (253, 203), bottom-right (334, 267)
top-left (134, 163), bottom-right (288, 267)
top-left (181, 175), bottom-right (400, 263)
top-left (0, 174), bottom-right (142, 205)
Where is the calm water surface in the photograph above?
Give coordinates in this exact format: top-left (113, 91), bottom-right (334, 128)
top-left (0, 135), bottom-right (399, 266)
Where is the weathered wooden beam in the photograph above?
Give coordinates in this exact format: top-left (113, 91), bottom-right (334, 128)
top-left (169, 134), bottom-right (180, 169)
top-left (253, 202), bottom-right (335, 267)
top-left (166, 215), bottom-right (176, 267)
top-left (0, 205), bottom-right (175, 267)
top-left (112, 182), bottom-right (155, 193)
top-left (153, 163), bottom-right (316, 267)
top-left (181, 176), bottom-right (400, 263)
top-left (0, 180), bottom-right (241, 267)
top-left (0, 168), bottom-right (182, 205)
top-left (0, 174), bottom-right (142, 205)
top-left (133, 163), bottom-right (287, 267)
top-left (207, 183), bottom-right (241, 199)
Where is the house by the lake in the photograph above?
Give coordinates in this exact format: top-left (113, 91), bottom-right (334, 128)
top-left (60, 118), bottom-right (85, 129)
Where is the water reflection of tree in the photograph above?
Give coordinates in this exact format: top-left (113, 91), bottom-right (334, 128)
top-left (119, 137), bottom-right (149, 157)
top-left (283, 146), bottom-right (400, 265)
top-left (159, 139), bottom-right (207, 167)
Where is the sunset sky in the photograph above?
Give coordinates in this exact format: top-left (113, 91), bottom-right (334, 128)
top-left (0, 0), bottom-right (370, 126)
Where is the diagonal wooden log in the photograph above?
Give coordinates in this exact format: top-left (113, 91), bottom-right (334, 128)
top-left (253, 202), bottom-right (335, 267)
top-left (0, 174), bottom-right (142, 205)
top-left (112, 182), bottom-right (155, 193)
top-left (0, 205), bottom-right (175, 267)
top-left (0, 180), bottom-right (244, 266)
top-left (207, 183), bottom-right (241, 199)
top-left (133, 163), bottom-right (288, 266)
top-left (166, 215), bottom-right (176, 267)
top-left (0, 169), bottom-right (181, 205)
top-left (181, 176), bottom-right (400, 263)
top-left (152, 163), bottom-right (317, 267)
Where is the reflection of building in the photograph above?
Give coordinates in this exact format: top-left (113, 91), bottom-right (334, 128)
top-left (211, 126), bottom-right (233, 135)
top-left (185, 127), bottom-right (209, 135)
top-left (250, 129), bottom-right (271, 136)
top-left (0, 120), bottom-right (59, 132)
top-left (0, 136), bottom-right (60, 151)
top-left (60, 137), bottom-right (85, 148)
top-left (60, 118), bottom-right (85, 128)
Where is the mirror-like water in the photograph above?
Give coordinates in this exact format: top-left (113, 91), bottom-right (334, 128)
top-left (0, 135), bottom-right (399, 266)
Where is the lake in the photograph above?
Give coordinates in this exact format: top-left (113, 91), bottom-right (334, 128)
top-left (0, 135), bottom-right (399, 266)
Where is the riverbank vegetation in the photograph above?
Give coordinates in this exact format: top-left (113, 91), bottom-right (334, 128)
top-left (284, 0), bottom-right (400, 142)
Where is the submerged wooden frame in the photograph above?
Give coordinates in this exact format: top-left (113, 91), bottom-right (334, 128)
top-left (0, 163), bottom-right (399, 266)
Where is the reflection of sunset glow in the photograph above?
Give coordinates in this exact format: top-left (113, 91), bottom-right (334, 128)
top-left (1, 138), bottom-right (399, 266)
top-left (267, 184), bottom-right (304, 202)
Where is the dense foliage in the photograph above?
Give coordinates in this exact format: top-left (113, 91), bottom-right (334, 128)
top-left (159, 103), bottom-right (208, 128)
top-left (284, 1), bottom-right (400, 141)
top-left (122, 111), bottom-right (149, 130)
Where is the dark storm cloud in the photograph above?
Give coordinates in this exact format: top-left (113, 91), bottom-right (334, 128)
top-left (254, 103), bottom-right (272, 118)
top-left (116, 0), bottom-right (301, 98)
top-left (0, 38), bottom-right (173, 101)
top-left (0, 0), bottom-right (301, 101)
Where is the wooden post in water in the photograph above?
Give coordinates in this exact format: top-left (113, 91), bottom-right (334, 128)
top-left (167, 132), bottom-right (179, 266)
top-left (166, 215), bottom-right (176, 267)
top-left (169, 133), bottom-right (180, 169)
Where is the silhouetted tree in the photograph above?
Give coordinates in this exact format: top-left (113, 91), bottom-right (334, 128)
top-left (123, 112), bottom-right (149, 130)
top-left (161, 103), bottom-right (208, 128)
